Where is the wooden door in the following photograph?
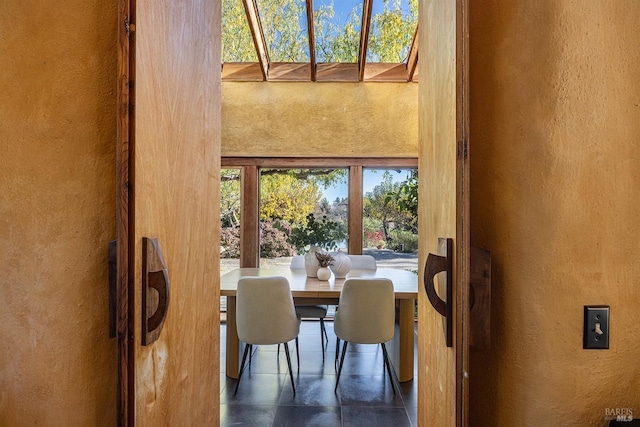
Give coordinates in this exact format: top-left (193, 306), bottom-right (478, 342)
top-left (117, 0), bottom-right (221, 425)
top-left (418, 0), bottom-right (469, 425)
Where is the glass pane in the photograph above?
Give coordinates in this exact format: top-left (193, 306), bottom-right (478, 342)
top-left (363, 168), bottom-right (418, 271)
top-left (366, 0), bottom-right (418, 62)
top-left (220, 168), bottom-right (241, 275)
top-left (256, 0), bottom-right (310, 62)
top-left (220, 168), bottom-right (241, 316)
top-left (222, 0), bottom-right (258, 62)
top-left (259, 168), bottom-right (348, 266)
top-left (314, 0), bottom-right (363, 63)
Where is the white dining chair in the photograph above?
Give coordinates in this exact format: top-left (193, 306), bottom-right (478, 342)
top-left (333, 254), bottom-right (377, 362)
top-left (347, 254), bottom-right (377, 270)
top-left (235, 276), bottom-right (300, 395)
top-left (290, 256), bottom-right (329, 359)
top-left (333, 278), bottom-right (397, 394)
top-left (290, 255), bottom-right (305, 269)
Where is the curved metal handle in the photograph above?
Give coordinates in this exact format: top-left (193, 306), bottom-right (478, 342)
top-left (423, 238), bottom-right (453, 347)
top-left (142, 238), bottom-right (170, 345)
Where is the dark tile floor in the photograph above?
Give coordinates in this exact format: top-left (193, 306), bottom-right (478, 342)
top-left (220, 320), bottom-right (418, 427)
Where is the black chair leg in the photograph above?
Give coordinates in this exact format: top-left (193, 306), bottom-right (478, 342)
top-left (381, 343), bottom-right (397, 395)
top-left (320, 317), bottom-right (328, 341)
top-left (335, 337), bottom-right (340, 368)
top-left (234, 343), bottom-right (252, 395)
top-left (283, 342), bottom-right (296, 395)
top-left (334, 341), bottom-right (348, 393)
top-left (280, 339), bottom-right (299, 368)
top-left (319, 318), bottom-right (327, 360)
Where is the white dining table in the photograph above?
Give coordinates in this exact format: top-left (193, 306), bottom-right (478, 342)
top-left (220, 267), bottom-right (418, 382)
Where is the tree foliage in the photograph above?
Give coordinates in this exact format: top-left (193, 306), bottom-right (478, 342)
top-left (220, 220), bottom-right (298, 258)
top-left (363, 171), bottom-right (401, 240)
top-left (222, 0), bottom-right (257, 62)
top-left (221, 169), bottom-right (241, 228)
top-left (364, 170), bottom-right (418, 247)
top-left (260, 172), bottom-right (321, 225)
top-left (257, 0), bottom-right (309, 61)
top-left (222, 0), bottom-right (417, 63)
top-left (220, 168), bottom-right (346, 235)
top-left (260, 220), bottom-right (296, 257)
top-left (289, 211), bottom-right (347, 253)
top-left (314, 3), bottom-right (360, 62)
top-left (368, 0), bottom-right (418, 62)
top-left (384, 169), bottom-right (418, 220)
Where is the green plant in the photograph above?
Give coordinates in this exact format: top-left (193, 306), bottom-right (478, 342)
top-left (384, 170), bottom-right (418, 231)
top-left (389, 229), bottom-right (418, 253)
top-left (315, 252), bottom-right (334, 268)
top-left (289, 212), bottom-right (346, 253)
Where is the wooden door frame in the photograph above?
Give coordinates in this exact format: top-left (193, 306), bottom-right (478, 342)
top-left (116, 0), bottom-right (468, 422)
top-left (457, 0), bottom-right (470, 423)
top-left (116, 0), bottom-right (135, 424)
top-left (418, 0), bottom-right (469, 424)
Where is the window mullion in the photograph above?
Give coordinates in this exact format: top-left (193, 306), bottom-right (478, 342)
top-left (240, 165), bottom-right (260, 267)
top-left (348, 165), bottom-right (363, 254)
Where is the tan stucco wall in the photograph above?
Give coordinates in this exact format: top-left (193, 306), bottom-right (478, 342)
top-left (222, 82), bottom-right (418, 158)
top-left (469, 1), bottom-right (640, 425)
top-left (0, 1), bottom-right (117, 425)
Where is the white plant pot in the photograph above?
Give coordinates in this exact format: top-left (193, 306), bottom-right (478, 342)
top-left (316, 266), bottom-right (331, 281)
top-left (330, 250), bottom-right (352, 278)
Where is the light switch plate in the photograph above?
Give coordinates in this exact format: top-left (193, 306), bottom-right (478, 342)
top-left (583, 305), bottom-right (609, 349)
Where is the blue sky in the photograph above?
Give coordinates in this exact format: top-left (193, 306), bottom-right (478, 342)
top-left (321, 168), bottom-right (413, 202)
top-left (316, 0), bottom-right (413, 25)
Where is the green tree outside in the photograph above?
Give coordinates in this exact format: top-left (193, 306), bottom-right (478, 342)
top-left (222, 0), bottom-right (417, 63)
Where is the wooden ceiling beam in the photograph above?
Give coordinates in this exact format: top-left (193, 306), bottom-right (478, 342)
top-left (225, 62), bottom-right (417, 83)
top-left (306, 0), bottom-right (316, 81)
top-left (222, 63), bottom-right (265, 81)
top-left (269, 63), bottom-right (311, 81)
top-left (406, 25), bottom-right (419, 82)
top-left (242, 0), bottom-right (269, 80)
top-left (221, 157), bottom-right (418, 168)
top-left (316, 63), bottom-right (359, 82)
top-left (358, 0), bottom-right (373, 81)
top-left (364, 63), bottom-right (409, 82)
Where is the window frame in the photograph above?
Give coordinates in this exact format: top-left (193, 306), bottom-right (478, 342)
top-left (221, 157), bottom-right (418, 267)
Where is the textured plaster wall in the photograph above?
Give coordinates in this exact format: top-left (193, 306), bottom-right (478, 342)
top-left (222, 82), bottom-right (418, 158)
top-left (0, 1), bottom-right (117, 425)
top-left (469, 1), bottom-right (640, 425)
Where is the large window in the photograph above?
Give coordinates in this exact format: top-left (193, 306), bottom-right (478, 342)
top-left (220, 158), bottom-right (417, 272)
top-left (363, 168), bottom-right (418, 251)
top-left (259, 168), bottom-right (348, 262)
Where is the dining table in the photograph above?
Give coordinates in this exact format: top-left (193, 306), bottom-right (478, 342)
top-left (220, 266), bottom-right (418, 383)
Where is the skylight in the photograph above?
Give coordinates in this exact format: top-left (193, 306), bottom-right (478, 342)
top-left (367, 0), bottom-right (417, 62)
top-left (256, 0), bottom-right (309, 62)
top-left (221, 0), bottom-right (419, 82)
top-left (313, 0), bottom-right (362, 63)
top-left (222, 0), bottom-right (258, 62)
